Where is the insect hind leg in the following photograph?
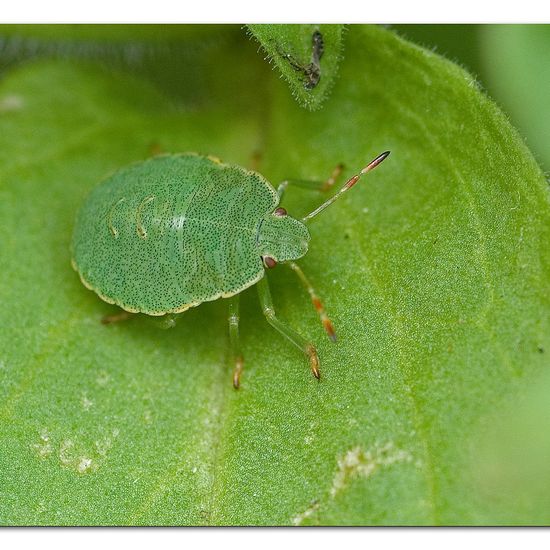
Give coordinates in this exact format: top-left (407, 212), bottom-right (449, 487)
top-left (228, 295), bottom-right (244, 389)
top-left (102, 311), bottom-right (180, 329)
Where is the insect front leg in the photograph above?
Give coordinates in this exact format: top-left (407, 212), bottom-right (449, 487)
top-left (287, 262), bottom-right (336, 342)
top-left (228, 295), bottom-right (244, 389)
top-left (256, 276), bottom-right (320, 380)
top-left (277, 163), bottom-right (344, 200)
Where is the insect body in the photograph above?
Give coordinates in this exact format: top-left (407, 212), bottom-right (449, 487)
top-left (72, 151), bottom-right (390, 388)
top-left (278, 30), bottom-right (325, 90)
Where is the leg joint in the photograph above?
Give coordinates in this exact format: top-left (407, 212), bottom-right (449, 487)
top-left (262, 306), bottom-right (276, 320)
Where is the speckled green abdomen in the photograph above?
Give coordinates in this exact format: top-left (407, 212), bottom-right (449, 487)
top-left (72, 154), bottom-right (279, 315)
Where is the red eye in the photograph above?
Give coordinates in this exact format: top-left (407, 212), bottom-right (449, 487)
top-left (263, 256), bottom-right (277, 269)
top-left (274, 207), bottom-right (287, 217)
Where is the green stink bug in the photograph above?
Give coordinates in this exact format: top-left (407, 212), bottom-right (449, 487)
top-left (71, 151), bottom-right (390, 388)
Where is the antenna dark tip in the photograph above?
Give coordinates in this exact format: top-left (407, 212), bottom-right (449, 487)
top-left (361, 151), bottom-right (391, 174)
top-left (302, 150), bottom-right (390, 222)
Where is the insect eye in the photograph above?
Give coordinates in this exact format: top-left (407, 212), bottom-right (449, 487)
top-left (263, 256), bottom-right (277, 269)
top-left (274, 207), bottom-right (287, 217)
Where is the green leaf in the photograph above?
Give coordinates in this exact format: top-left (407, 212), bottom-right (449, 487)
top-left (247, 24), bottom-right (344, 110)
top-left (1, 24), bottom-right (549, 526)
top-left (0, 24), bottom-right (243, 106)
top-left (467, 367), bottom-right (550, 525)
top-left (0, 24), bottom-right (222, 42)
top-left (480, 25), bottom-right (550, 171)
top-left (390, 24), bottom-right (484, 77)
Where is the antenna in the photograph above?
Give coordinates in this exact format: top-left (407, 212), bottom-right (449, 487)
top-left (302, 151), bottom-right (390, 223)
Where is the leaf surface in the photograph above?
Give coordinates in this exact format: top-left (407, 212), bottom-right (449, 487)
top-left (247, 24), bottom-right (344, 110)
top-left (0, 25), bottom-right (549, 526)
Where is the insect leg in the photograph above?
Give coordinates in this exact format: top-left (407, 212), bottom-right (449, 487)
top-left (287, 262), bottom-right (336, 342)
top-left (320, 163), bottom-right (344, 192)
top-left (277, 180), bottom-right (289, 199)
top-left (149, 313), bottom-right (179, 330)
top-left (257, 276), bottom-right (320, 380)
top-left (276, 163), bottom-right (344, 200)
top-left (228, 295), bottom-right (244, 389)
top-left (101, 310), bottom-right (134, 325)
top-left (277, 49), bottom-right (306, 73)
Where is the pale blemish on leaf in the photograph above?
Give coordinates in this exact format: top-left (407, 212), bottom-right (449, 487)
top-left (36, 501), bottom-right (47, 514)
top-left (292, 442), bottom-right (414, 525)
top-left (303, 420), bottom-right (317, 446)
top-left (330, 442), bottom-right (414, 499)
top-left (95, 371), bottom-right (110, 387)
top-left (292, 499), bottom-right (320, 526)
top-left (143, 410), bottom-right (153, 425)
top-left (59, 439), bottom-right (75, 467)
top-left (31, 428), bottom-right (119, 475)
top-left (95, 429), bottom-right (120, 457)
top-left (0, 94), bottom-right (24, 112)
top-left (81, 393), bottom-right (93, 411)
top-left (77, 457), bottom-right (93, 474)
top-left (30, 429), bottom-right (53, 459)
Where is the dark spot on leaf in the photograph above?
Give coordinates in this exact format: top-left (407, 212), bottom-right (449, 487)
top-left (279, 30), bottom-right (324, 90)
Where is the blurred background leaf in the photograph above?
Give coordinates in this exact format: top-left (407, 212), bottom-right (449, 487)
top-left (0, 24), bottom-right (245, 106)
top-left (467, 366), bottom-right (550, 525)
top-left (0, 24), bottom-right (549, 526)
top-left (393, 24), bottom-right (550, 171)
top-left (480, 25), bottom-right (550, 172)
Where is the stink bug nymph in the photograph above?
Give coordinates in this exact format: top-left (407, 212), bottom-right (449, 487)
top-left (71, 151), bottom-right (390, 388)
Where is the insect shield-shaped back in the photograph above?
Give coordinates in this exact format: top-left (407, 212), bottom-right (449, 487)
top-left (71, 154), bottom-right (282, 315)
